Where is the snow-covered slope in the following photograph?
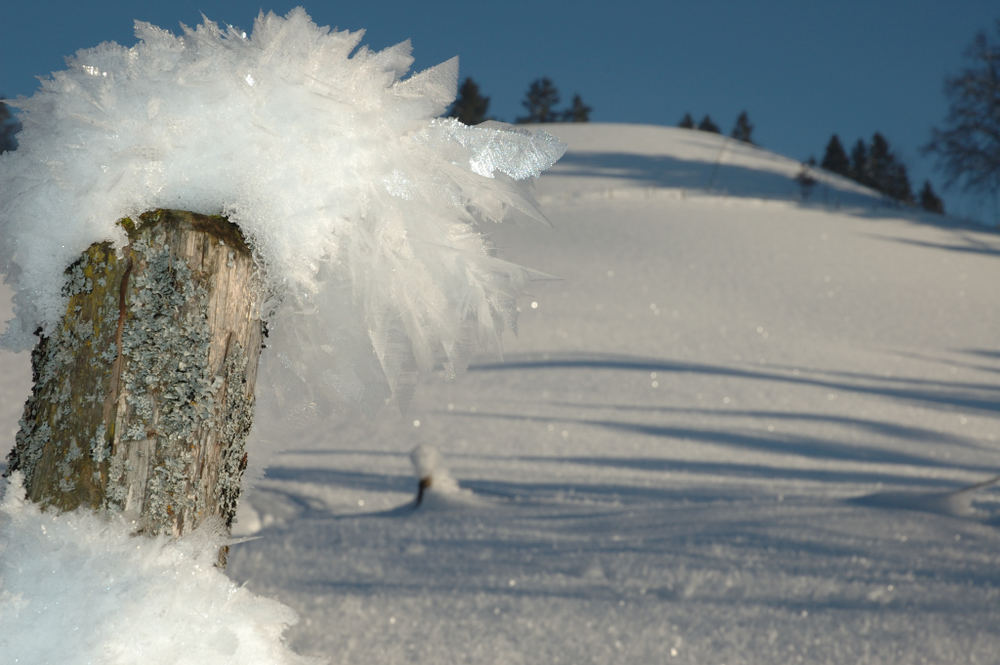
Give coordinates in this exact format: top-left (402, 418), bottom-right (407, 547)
top-left (535, 122), bottom-right (883, 207)
top-left (5, 122), bottom-right (1000, 664)
top-left (226, 123), bottom-right (1000, 664)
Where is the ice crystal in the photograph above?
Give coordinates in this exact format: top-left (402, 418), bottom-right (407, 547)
top-left (0, 8), bottom-right (565, 416)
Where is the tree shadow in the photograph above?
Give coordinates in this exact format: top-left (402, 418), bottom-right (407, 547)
top-left (469, 350), bottom-right (1000, 416)
top-left (446, 409), bottom-right (997, 476)
top-left (548, 150), bottom-right (997, 230)
top-left (868, 233), bottom-right (1000, 256)
top-left (263, 465), bottom-right (413, 494)
top-left (552, 150), bottom-right (885, 210)
top-left (536, 402), bottom-right (987, 451)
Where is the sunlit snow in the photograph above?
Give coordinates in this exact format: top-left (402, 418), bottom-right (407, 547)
top-left (0, 473), bottom-right (318, 665)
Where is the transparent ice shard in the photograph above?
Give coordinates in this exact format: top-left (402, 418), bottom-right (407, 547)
top-left (430, 118), bottom-right (567, 180)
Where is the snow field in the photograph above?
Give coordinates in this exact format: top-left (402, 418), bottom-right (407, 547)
top-left (225, 124), bottom-right (1000, 664)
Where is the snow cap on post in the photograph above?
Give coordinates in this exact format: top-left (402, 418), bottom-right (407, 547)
top-left (0, 7), bottom-right (565, 409)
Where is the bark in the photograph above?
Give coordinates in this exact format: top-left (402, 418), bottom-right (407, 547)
top-left (6, 210), bottom-right (263, 543)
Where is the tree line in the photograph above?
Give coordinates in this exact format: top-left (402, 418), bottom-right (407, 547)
top-left (678, 17), bottom-right (1000, 222)
top-left (449, 76), bottom-right (592, 125)
top-left (816, 133), bottom-right (943, 213)
top-left (677, 111), bottom-right (755, 144)
top-left (676, 110), bottom-right (945, 215)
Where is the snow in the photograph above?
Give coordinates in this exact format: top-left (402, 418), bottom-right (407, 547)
top-left (222, 123), bottom-right (1000, 664)
top-left (409, 443), bottom-right (460, 495)
top-left (0, 473), bottom-right (318, 665)
top-left (534, 122), bottom-right (881, 207)
top-left (3, 37), bottom-right (1000, 665)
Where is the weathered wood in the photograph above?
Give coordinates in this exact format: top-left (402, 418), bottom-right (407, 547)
top-left (6, 210), bottom-right (263, 541)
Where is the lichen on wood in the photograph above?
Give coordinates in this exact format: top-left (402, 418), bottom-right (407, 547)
top-left (6, 209), bottom-right (264, 540)
top-left (8, 241), bottom-right (126, 512)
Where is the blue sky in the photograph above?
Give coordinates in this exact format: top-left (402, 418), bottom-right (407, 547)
top-left (2, 1), bottom-right (997, 221)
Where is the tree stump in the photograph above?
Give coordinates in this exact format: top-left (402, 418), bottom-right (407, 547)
top-left (6, 210), bottom-right (264, 545)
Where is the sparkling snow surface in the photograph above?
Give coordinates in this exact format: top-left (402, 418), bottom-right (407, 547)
top-left (226, 124), bottom-right (1000, 664)
top-left (4, 122), bottom-right (1000, 664)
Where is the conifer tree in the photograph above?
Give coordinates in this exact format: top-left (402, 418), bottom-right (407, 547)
top-left (697, 114), bottom-right (720, 134)
top-left (867, 132), bottom-right (894, 194)
top-left (516, 77), bottom-right (561, 124)
top-left (886, 161), bottom-right (914, 204)
top-left (820, 134), bottom-right (850, 177)
top-left (844, 133), bottom-right (914, 203)
top-left (448, 77), bottom-right (490, 125)
top-left (730, 111), bottom-right (754, 144)
top-left (678, 112), bottom-right (695, 129)
top-left (919, 180), bottom-right (945, 214)
top-left (562, 94), bottom-right (592, 122)
top-left (850, 139), bottom-right (871, 188)
top-left (864, 132), bottom-right (913, 203)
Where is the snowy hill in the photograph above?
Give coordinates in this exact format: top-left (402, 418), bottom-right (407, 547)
top-left (229, 123), bottom-right (1000, 664)
top-left (4, 122), bottom-right (1000, 664)
top-left (535, 122), bottom-right (884, 208)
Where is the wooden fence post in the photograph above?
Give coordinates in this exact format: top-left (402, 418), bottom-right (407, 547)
top-left (6, 210), bottom-right (263, 553)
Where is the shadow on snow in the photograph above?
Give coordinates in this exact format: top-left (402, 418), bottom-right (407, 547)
top-left (469, 351), bottom-right (1000, 417)
top-left (550, 150), bottom-right (996, 230)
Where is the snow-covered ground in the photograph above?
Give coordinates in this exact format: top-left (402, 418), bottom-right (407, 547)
top-left (231, 123), bottom-right (1000, 664)
top-left (5, 122), bottom-right (1000, 664)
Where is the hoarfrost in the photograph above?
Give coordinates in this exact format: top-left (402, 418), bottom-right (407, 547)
top-left (0, 472), bottom-right (318, 665)
top-left (0, 7), bottom-right (564, 416)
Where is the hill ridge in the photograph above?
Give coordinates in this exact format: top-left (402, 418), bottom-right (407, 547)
top-left (536, 122), bottom-right (901, 213)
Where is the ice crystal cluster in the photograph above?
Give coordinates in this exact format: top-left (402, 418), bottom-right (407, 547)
top-left (0, 7), bottom-right (564, 409)
top-left (0, 473), bottom-right (319, 665)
